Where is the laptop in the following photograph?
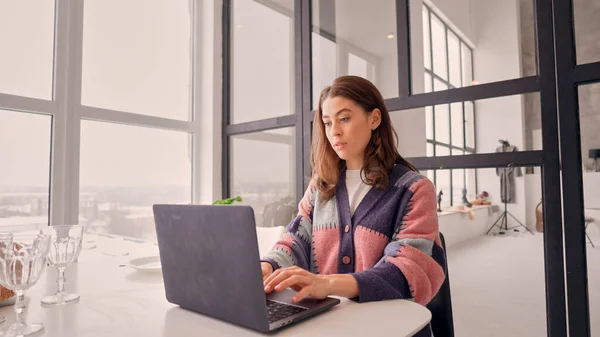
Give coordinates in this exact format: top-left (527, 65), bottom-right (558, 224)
top-left (152, 204), bottom-right (340, 333)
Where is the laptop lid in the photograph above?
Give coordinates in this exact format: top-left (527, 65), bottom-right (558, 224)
top-left (153, 204), bottom-right (270, 332)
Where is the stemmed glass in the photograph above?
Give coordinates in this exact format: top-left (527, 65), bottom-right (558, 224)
top-left (0, 231), bottom-right (51, 337)
top-left (41, 225), bottom-right (84, 305)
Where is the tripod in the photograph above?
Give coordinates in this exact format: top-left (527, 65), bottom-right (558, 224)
top-left (485, 168), bottom-right (533, 235)
top-left (486, 197), bottom-right (533, 235)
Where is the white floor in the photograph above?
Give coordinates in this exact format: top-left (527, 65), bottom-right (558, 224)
top-left (446, 223), bottom-right (600, 337)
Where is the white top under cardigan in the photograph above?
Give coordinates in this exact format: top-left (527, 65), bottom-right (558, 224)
top-left (345, 169), bottom-right (372, 216)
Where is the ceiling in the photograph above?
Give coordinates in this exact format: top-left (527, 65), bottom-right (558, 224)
top-left (323, 0), bottom-right (398, 58)
top-left (254, 0), bottom-right (398, 58)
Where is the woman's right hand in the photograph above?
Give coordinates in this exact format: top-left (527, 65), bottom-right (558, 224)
top-left (261, 262), bottom-right (274, 280)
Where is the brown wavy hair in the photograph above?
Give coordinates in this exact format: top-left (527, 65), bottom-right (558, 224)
top-left (311, 76), bottom-right (418, 202)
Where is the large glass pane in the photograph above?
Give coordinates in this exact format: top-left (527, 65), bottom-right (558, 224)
top-left (452, 149), bottom-right (464, 156)
top-left (0, 110), bottom-right (52, 227)
top-left (423, 170), bottom-right (434, 186)
top-left (451, 102), bottom-right (464, 147)
top-left (436, 145), bottom-right (450, 157)
top-left (579, 83), bottom-right (600, 336)
top-left (435, 104), bottom-right (450, 144)
top-left (521, 92), bottom-right (544, 152)
top-left (461, 43), bottom-right (473, 86)
top-left (435, 169), bottom-right (450, 209)
top-left (465, 101), bottom-right (475, 148)
top-left (465, 168), bottom-right (477, 201)
top-left (478, 93), bottom-right (542, 155)
top-left (518, 0), bottom-right (537, 77)
top-left (422, 6), bottom-right (431, 70)
top-left (312, 0), bottom-right (398, 99)
top-left (231, 128), bottom-right (296, 228)
top-left (452, 168), bottom-right (465, 206)
top-left (424, 72), bottom-right (433, 93)
top-left (412, 1), bottom-right (537, 92)
top-left (448, 31), bottom-right (461, 87)
top-left (0, 1), bottom-right (55, 99)
top-left (232, 0), bottom-right (294, 124)
top-left (473, 0), bottom-right (537, 83)
top-left (426, 106), bottom-right (434, 139)
top-left (430, 14), bottom-right (447, 80)
top-left (434, 78), bottom-right (448, 92)
top-left (451, 170), bottom-right (546, 336)
top-left (79, 121), bottom-right (192, 241)
top-left (82, 0), bottom-right (192, 120)
top-left (421, 93), bottom-right (541, 157)
top-left (312, 33), bottom-right (338, 109)
top-left (348, 53), bottom-right (369, 79)
top-left (573, 0), bottom-right (600, 65)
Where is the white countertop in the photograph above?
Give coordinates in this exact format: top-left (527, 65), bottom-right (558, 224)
top-left (0, 234), bottom-right (431, 337)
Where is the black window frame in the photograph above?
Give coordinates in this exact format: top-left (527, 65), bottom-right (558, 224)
top-left (222, 1), bottom-right (600, 335)
top-left (422, 4), bottom-right (476, 207)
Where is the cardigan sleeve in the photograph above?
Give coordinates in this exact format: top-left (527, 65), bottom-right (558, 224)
top-left (351, 177), bottom-right (446, 305)
top-left (260, 185), bottom-right (315, 271)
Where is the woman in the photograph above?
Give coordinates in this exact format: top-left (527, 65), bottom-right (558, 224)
top-left (261, 76), bottom-right (445, 335)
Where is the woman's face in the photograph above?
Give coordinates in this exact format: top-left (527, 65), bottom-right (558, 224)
top-left (321, 96), bottom-right (381, 170)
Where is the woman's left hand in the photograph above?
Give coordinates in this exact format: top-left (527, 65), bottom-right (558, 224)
top-left (263, 266), bottom-right (331, 303)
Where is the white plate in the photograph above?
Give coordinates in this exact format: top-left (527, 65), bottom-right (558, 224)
top-left (126, 256), bottom-right (162, 273)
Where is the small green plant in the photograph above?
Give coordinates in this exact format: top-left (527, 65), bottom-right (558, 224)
top-left (212, 196), bottom-right (243, 205)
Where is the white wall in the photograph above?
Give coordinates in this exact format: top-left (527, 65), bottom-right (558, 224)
top-left (525, 129), bottom-right (543, 231)
top-left (472, 0), bottom-right (529, 229)
top-left (377, 55), bottom-right (400, 100)
top-left (439, 206), bottom-right (495, 248)
top-left (584, 172), bottom-right (600, 209)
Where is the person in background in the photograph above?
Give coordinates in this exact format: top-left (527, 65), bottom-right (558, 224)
top-left (260, 76), bottom-right (445, 337)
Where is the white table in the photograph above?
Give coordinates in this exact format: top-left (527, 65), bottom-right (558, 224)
top-left (0, 235), bottom-right (431, 337)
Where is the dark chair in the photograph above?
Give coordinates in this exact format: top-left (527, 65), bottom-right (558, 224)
top-left (426, 232), bottom-right (455, 337)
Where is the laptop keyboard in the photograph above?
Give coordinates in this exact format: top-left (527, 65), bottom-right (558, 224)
top-left (266, 300), bottom-right (308, 323)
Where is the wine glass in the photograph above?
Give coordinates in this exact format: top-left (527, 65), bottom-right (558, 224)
top-left (0, 231), bottom-right (51, 337)
top-left (0, 232), bottom-right (13, 325)
top-left (41, 225), bottom-right (84, 305)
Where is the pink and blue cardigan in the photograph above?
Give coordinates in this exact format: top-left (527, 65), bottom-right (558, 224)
top-left (261, 164), bottom-right (446, 307)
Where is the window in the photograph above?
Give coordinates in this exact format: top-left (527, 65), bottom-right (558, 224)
top-left (348, 53), bottom-right (370, 79)
top-left (0, 110), bottom-right (52, 228)
top-left (0, 0), bottom-right (56, 229)
top-left (0, 1), bottom-right (56, 99)
top-left (231, 0), bottom-right (294, 124)
top-left (78, 0), bottom-right (200, 240)
top-left (231, 128), bottom-right (296, 228)
top-left (0, 1), bottom-right (215, 240)
top-left (311, 0), bottom-right (399, 99)
top-left (312, 32), bottom-right (338, 108)
top-left (423, 5), bottom-right (476, 207)
top-left (79, 121), bottom-right (192, 241)
top-left (224, 0), bottom-right (300, 227)
top-left (82, 0), bottom-right (193, 120)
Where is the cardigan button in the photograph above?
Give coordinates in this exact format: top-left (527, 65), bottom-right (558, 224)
top-left (342, 256), bottom-right (351, 265)
top-left (344, 225), bottom-right (350, 233)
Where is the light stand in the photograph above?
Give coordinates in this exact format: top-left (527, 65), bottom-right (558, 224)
top-left (486, 161), bottom-right (533, 236)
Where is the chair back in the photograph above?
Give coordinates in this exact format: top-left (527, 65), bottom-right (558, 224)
top-left (426, 232), bottom-right (455, 337)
